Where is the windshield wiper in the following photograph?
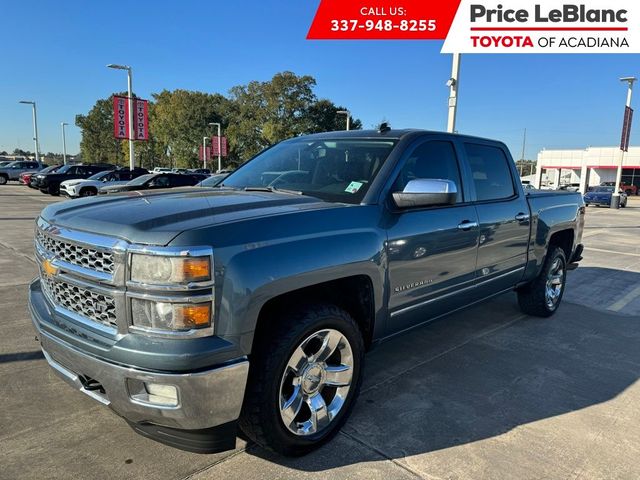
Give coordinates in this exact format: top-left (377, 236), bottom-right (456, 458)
top-left (243, 186), bottom-right (305, 195)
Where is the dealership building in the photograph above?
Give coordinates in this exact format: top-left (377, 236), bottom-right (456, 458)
top-left (533, 146), bottom-right (640, 193)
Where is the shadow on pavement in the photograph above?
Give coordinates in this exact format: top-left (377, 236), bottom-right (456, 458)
top-left (247, 268), bottom-right (640, 471)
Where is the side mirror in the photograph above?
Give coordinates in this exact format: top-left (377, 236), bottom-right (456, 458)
top-left (393, 179), bottom-right (457, 208)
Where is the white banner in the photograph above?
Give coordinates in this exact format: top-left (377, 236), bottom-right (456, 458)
top-left (442, 0), bottom-right (640, 53)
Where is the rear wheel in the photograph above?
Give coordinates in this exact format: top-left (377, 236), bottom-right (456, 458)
top-left (239, 304), bottom-right (364, 456)
top-left (518, 247), bottom-right (567, 317)
top-left (0, 175), bottom-right (7, 185)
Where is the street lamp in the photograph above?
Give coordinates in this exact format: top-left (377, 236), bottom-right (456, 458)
top-left (446, 53), bottom-right (462, 133)
top-left (612, 76), bottom-right (637, 209)
top-left (19, 100), bottom-right (40, 163)
top-left (61, 122), bottom-right (69, 165)
top-left (107, 63), bottom-right (135, 170)
top-left (209, 122), bottom-right (222, 172)
top-left (336, 110), bottom-right (351, 131)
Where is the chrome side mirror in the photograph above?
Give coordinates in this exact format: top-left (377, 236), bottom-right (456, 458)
top-left (393, 179), bottom-right (457, 208)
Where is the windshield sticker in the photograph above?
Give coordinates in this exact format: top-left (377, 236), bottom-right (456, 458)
top-left (345, 181), bottom-right (363, 194)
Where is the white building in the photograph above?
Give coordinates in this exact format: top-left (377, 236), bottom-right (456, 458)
top-left (534, 146), bottom-right (640, 193)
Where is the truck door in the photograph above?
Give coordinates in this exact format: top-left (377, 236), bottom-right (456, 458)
top-left (462, 141), bottom-right (530, 295)
top-left (386, 138), bottom-right (479, 333)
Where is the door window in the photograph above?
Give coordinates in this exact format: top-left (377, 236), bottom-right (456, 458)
top-left (464, 144), bottom-right (515, 202)
top-left (394, 140), bottom-right (463, 203)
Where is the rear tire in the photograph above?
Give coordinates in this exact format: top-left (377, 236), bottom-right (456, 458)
top-left (517, 247), bottom-right (567, 318)
top-left (239, 304), bottom-right (364, 456)
top-left (0, 175), bottom-right (7, 185)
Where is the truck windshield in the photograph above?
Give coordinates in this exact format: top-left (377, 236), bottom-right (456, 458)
top-left (221, 139), bottom-right (397, 204)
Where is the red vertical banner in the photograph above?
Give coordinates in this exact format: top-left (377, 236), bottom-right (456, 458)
top-left (113, 96), bottom-right (129, 139)
top-left (134, 99), bottom-right (149, 140)
top-left (620, 106), bottom-right (634, 152)
top-left (199, 145), bottom-right (212, 161)
top-left (211, 136), bottom-right (228, 156)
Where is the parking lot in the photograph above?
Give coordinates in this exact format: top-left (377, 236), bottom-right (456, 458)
top-left (2, 184), bottom-right (640, 480)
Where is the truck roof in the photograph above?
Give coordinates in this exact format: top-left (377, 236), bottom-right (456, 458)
top-left (292, 129), bottom-right (506, 146)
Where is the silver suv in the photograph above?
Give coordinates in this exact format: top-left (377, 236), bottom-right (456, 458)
top-left (0, 160), bottom-right (43, 184)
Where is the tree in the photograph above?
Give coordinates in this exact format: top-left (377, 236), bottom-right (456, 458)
top-left (76, 94), bottom-right (127, 165)
top-left (306, 99), bottom-right (362, 133)
top-left (226, 72), bottom-right (317, 161)
top-left (150, 89), bottom-right (230, 169)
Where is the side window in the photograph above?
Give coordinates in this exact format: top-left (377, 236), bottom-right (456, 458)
top-left (464, 143), bottom-right (515, 202)
top-left (394, 140), bottom-right (463, 203)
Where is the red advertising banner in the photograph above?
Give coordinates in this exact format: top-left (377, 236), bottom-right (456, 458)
top-left (134, 99), bottom-right (149, 141)
top-left (307, 0), bottom-right (461, 40)
top-left (211, 136), bottom-right (228, 157)
top-left (620, 106), bottom-right (634, 152)
top-left (113, 96), bottom-right (128, 139)
top-left (199, 145), bottom-right (212, 161)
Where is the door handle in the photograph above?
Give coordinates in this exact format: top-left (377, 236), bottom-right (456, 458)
top-left (457, 221), bottom-right (479, 231)
top-left (515, 213), bottom-right (530, 222)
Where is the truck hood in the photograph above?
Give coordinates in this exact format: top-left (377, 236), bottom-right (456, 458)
top-left (40, 187), bottom-right (339, 245)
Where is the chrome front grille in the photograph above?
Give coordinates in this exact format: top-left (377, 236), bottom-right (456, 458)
top-left (36, 229), bottom-right (115, 274)
top-left (41, 274), bottom-right (117, 328)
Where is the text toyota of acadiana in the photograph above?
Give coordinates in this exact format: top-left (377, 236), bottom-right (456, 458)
top-left (470, 5), bottom-right (627, 23)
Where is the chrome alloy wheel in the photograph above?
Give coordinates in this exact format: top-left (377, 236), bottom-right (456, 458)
top-left (279, 329), bottom-right (354, 436)
top-left (545, 257), bottom-right (565, 309)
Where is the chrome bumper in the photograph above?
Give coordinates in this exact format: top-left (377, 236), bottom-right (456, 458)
top-left (29, 281), bottom-right (249, 432)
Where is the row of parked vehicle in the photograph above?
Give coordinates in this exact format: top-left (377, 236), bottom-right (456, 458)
top-left (0, 160), bottom-right (229, 197)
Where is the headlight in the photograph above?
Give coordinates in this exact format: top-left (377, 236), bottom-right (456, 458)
top-left (130, 254), bottom-right (211, 284)
top-left (131, 298), bottom-right (211, 331)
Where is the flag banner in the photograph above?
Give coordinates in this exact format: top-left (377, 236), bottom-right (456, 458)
top-left (620, 106), bottom-right (634, 152)
top-left (134, 99), bottom-right (149, 141)
top-left (211, 136), bottom-right (228, 157)
top-left (199, 145), bottom-right (212, 161)
top-left (113, 96), bottom-right (128, 139)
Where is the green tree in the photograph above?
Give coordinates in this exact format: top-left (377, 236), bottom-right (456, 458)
top-left (226, 72), bottom-right (317, 161)
top-left (306, 99), bottom-right (362, 133)
top-left (150, 89), bottom-right (230, 169)
top-left (76, 94), bottom-right (127, 165)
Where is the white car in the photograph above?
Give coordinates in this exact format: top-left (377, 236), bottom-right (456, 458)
top-left (60, 169), bottom-right (147, 197)
top-left (153, 167), bottom-right (172, 173)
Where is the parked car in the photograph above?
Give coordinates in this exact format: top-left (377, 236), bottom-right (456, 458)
top-left (600, 181), bottom-right (637, 196)
top-left (152, 167), bottom-right (172, 173)
top-left (29, 165), bottom-right (63, 190)
top-left (584, 186), bottom-right (627, 207)
top-left (30, 129), bottom-right (584, 456)
top-left (522, 183), bottom-right (537, 191)
top-left (197, 173), bottom-right (229, 187)
top-left (37, 164), bottom-right (114, 195)
top-left (0, 160), bottom-right (44, 184)
top-left (558, 183), bottom-right (580, 192)
top-left (60, 168), bottom-right (149, 198)
top-left (191, 168), bottom-right (211, 175)
top-left (21, 165), bottom-right (61, 186)
top-left (99, 172), bottom-right (205, 194)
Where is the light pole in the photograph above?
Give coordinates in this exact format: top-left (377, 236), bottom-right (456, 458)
top-left (107, 64), bottom-right (135, 170)
top-left (209, 122), bottom-right (222, 172)
top-left (19, 101), bottom-right (40, 163)
top-left (337, 110), bottom-right (351, 130)
top-left (446, 53), bottom-right (461, 133)
top-left (612, 76), bottom-right (637, 209)
top-left (61, 122), bottom-right (69, 165)
top-left (202, 136), bottom-right (209, 169)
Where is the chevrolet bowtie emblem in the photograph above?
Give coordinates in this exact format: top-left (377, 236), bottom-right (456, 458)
top-left (42, 259), bottom-right (58, 277)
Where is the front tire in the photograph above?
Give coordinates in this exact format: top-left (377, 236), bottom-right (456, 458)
top-left (239, 304), bottom-right (364, 456)
top-left (79, 188), bottom-right (97, 197)
top-left (0, 175), bottom-right (7, 185)
top-left (517, 247), bottom-right (567, 317)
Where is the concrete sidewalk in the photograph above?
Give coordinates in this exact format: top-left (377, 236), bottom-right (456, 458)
top-left (1, 185), bottom-right (639, 479)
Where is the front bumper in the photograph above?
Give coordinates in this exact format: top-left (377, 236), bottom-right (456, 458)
top-left (59, 185), bottom-right (77, 197)
top-left (29, 278), bottom-right (249, 453)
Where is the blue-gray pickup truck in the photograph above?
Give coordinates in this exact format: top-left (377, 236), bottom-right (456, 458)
top-left (29, 129), bottom-right (584, 456)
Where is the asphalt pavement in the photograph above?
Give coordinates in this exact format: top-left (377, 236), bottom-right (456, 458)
top-left (1, 185), bottom-right (639, 480)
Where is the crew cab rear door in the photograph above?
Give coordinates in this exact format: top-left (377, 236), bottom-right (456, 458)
top-left (385, 137), bottom-right (479, 333)
top-left (461, 140), bottom-right (530, 294)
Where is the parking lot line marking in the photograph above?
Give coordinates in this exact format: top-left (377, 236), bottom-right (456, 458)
top-left (584, 247), bottom-right (640, 258)
top-left (608, 285), bottom-right (640, 312)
